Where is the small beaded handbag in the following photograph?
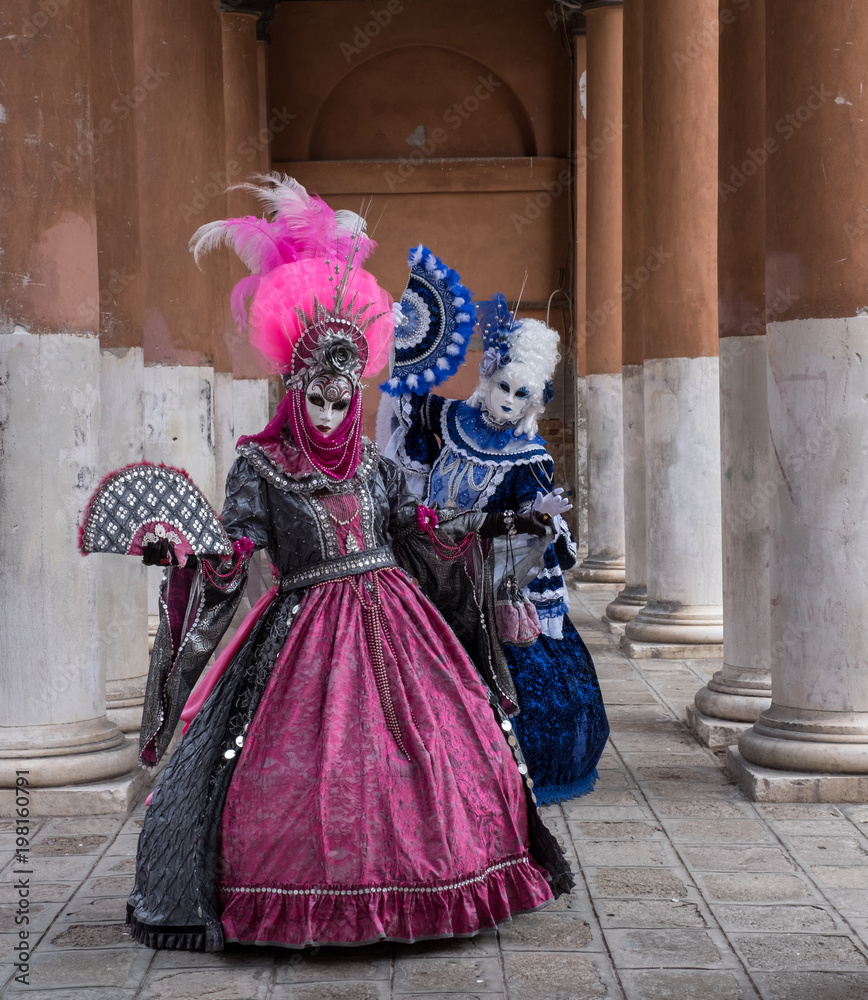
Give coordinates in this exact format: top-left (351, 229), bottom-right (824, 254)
top-left (494, 512), bottom-right (542, 648)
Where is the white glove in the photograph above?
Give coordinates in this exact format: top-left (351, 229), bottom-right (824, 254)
top-left (533, 488), bottom-right (573, 517)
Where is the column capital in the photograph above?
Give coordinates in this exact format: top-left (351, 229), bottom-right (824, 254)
top-left (220, 1), bottom-right (278, 41)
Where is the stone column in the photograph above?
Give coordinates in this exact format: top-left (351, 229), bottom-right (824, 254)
top-left (132, 1), bottom-right (228, 636)
top-left (89, 1), bottom-right (150, 733)
top-left (215, 8), bottom-right (271, 507)
top-left (729, 3), bottom-right (868, 800)
top-left (0, 1), bottom-right (136, 793)
top-left (133, 0), bottom-right (226, 502)
top-left (606, 0), bottom-right (646, 629)
top-left (622, 0), bottom-right (723, 657)
top-left (689, 0), bottom-right (772, 747)
top-left (575, 0), bottom-right (626, 585)
top-left (572, 23), bottom-right (590, 556)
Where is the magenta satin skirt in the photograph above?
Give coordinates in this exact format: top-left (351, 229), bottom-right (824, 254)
top-left (216, 567), bottom-right (552, 947)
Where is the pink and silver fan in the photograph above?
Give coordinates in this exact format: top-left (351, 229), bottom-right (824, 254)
top-left (78, 463), bottom-right (232, 559)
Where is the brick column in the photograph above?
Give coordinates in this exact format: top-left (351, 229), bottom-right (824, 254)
top-left (606, 0), bottom-right (647, 628)
top-left (0, 0), bottom-right (136, 792)
top-left (572, 22), bottom-right (590, 555)
top-left (689, 0), bottom-right (772, 746)
top-left (730, 1), bottom-right (868, 799)
top-left (622, 0), bottom-right (724, 657)
top-left (214, 8), bottom-right (271, 508)
top-left (575, 0), bottom-right (626, 585)
top-left (89, 0), bottom-right (150, 734)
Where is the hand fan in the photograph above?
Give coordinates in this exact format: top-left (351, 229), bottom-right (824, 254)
top-left (78, 463), bottom-right (232, 558)
top-left (381, 244), bottom-right (476, 396)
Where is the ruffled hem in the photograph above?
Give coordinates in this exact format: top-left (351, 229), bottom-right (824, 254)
top-left (126, 904), bottom-right (213, 951)
top-left (217, 852), bottom-right (552, 948)
top-left (533, 768), bottom-right (599, 806)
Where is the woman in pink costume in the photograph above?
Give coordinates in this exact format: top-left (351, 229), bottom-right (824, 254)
top-left (126, 177), bottom-right (572, 952)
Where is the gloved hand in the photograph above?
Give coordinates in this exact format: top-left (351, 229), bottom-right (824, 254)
top-left (141, 538), bottom-right (177, 566)
top-left (479, 510), bottom-right (550, 539)
top-left (533, 488), bottom-right (573, 517)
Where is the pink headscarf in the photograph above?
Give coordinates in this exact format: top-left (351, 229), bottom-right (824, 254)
top-left (237, 385), bottom-right (364, 482)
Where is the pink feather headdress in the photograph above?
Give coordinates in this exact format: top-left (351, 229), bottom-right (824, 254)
top-left (189, 174), bottom-right (393, 385)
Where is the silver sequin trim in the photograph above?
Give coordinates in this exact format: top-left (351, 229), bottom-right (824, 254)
top-left (238, 441), bottom-right (379, 496)
top-left (217, 856), bottom-right (530, 898)
top-left (277, 546), bottom-right (397, 591)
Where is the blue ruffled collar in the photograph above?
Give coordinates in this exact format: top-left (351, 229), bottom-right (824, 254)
top-left (440, 400), bottom-right (549, 465)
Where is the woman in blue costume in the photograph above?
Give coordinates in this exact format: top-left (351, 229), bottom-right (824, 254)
top-left (385, 289), bottom-right (609, 805)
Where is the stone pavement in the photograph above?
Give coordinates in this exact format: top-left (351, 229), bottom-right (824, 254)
top-left (3, 584), bottom-right (868, 1000)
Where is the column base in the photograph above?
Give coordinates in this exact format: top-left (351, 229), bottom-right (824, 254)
top-left (0, 738), bottom-right (139, 788)
top-left (693, 675), bottom-right (772, 724)
top-left (686, 705), bottom-right (753, 749)
top-left (738, 705), bottom-right (868, 774)
top-left (605, 586), bottom-right (646, 628)
top-left (575, 556), bottom-right (626, 583)
top-left (106, 676), bottom-right (146, 733)
top-left (624, 601), bottom-right (723, 645)
top-left (727, 747), bottom-right (868, 803)
top-left (621, 637), bottom-right (724, 660)
top-left (603, 617), bottom-right (626, 636)
top-left (0, 764), bottom-right (155, 817)
top-left (106, 704), bottom-right (143, 734)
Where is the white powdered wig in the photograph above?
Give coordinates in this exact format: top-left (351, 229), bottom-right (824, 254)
top-left (467, 318), bottom-right (561, 438)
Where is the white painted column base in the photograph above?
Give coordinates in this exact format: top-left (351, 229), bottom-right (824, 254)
top-left (605, 364), bottom-right (647, 627)
top-left (738, 316), bottom-right (868, 779)
top-left (692, 335), bottom-right (771, 742)
top-left (0, 768), bottom-right (155, 818)
top-left (624, 356), bottom-right (723, 654)
top-left (144, 363), bottom-right (217, 651)
top-left (576, 372), bottom-right (626, 583)
top-left (604, 586), bottom-right (646, 630)
top-left (685, 708), bottom-right (753, 750)
top-left (621, 639), bottom-right (723, 660)
top-left (728, 747), bottom-right (868, 804)
top-left (100, 347), bottom-right (149, 734)
top-left (0, 331), bottom-right (135, 788)
top-left (574, 374), bottom-right (589, 557)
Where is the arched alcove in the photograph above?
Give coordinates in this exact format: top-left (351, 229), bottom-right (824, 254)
top-left (308, 45), bottom-right (537, 161)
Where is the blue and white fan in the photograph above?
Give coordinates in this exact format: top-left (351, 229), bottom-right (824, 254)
top-left (381, 245), bottom-right (476, 396)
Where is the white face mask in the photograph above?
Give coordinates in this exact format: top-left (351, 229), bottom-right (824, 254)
top-left (304, 375), bottom-right (353, 436)
top-left (483, 371), bottom-right (532, 424)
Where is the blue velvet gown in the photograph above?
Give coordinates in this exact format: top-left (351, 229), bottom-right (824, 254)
top-left (387, 392), bottom-right (609, 805)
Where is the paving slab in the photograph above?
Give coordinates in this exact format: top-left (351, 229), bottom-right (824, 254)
top-left (732, 932), bottom-right (868, 972)
top-left (753, 971), bottom-right (868, 999)
top-left (604, 927), bottom-right (726, 968)
top-left (597, 899), bottom-right (707, 929)
top-left (620, 968), bottom-right (757, 1000)
top-left (392, 956), bottom-right (503, 993)
top-left (712, 903), bottom-right (839, 933)
top-left (501, 952), bottom-right (612, 1000)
